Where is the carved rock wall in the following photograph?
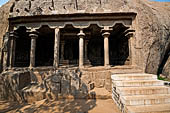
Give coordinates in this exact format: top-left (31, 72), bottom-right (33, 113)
top-left (10, 0), bottom-right (126, 16)
top-left (0, 0), bottom-right (170, 74)
top-left (0, 0), bottom-right (14, 48)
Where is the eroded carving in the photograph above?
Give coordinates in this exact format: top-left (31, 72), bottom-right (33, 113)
top-left (2, 32), bottom-right (10, 52)
top-left (10, 0), bottom-right (125, 17)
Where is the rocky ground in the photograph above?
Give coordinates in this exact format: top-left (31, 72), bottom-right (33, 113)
top-left (0, 99), bottom-right (121, 113)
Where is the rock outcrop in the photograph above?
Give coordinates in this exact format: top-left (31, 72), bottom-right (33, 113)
top-left (162, 56), bottom-right (170, 78)
top-left (0, 0), bottom-right (170, 75)
top-left (0, 0), bottom-right (14, 47)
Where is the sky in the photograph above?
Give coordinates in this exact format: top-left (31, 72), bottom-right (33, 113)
top-left (0, 0), bottom-right (170, 7)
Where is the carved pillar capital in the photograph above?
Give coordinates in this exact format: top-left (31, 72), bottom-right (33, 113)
top-left (102, 32), bottom-right (110, 38)
top-left (101, 26), bottom-right (112, 38)
top-left (29, 31), bottom-right (39, 39)
top-left (78, 29), bottom-right (85, 38)
top-left (9, 31), bottom-right (18, 39)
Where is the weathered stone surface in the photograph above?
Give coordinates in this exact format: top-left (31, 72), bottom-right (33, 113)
top-left (162, 56), bottom-right (170, 79)
top-left (0, 71), bottom-right (31, 102)
top-left (0, 68), bottom-right (88, 102)
top-left (0, 0), bottom-right (14, 47)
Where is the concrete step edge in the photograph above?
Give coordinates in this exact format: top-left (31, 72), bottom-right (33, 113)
top-left (122, 94), bottom-right (170, 100)
top-left (126, 104), bottom-right (170, 113)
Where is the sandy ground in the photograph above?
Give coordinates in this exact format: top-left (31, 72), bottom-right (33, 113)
top-left (0, 99), bottom-right (121, 113)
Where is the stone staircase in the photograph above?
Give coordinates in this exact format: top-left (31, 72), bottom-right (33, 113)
top-left (111, 73), bottom-right (170, 113)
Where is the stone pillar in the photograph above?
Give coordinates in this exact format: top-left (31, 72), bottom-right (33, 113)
top-left (9, 31), bottom-right (17, 69)
top-left (102, 31), bottom-right (110, 66)
top-left (78, 29), bottom-right (85, 68)
top-left (29, 32), bottom-right (38, 68)
top-left (85, 40), bottom-right (89, 60)
top-left (53, 28), bottom-right (60, 68)
top-left (126, 33), bottom-right (133, 65)
top-left (60, 41), bottom-right (65, 60)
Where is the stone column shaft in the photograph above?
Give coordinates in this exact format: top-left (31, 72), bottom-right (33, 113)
top-left (78, 29), bottom-right (85, 67)
top-left (29, 33), bottom-right (38, 68)
top-left (85, 40), bottom-right (89, 60)
top-left (60, 41), bottom-right (65, 60)
top-left (9, 31), bottom-right (17, 68)
top-left (102, 32), bottom-right (110, 66)
top-left (53, 28), bottom-right (60, 68)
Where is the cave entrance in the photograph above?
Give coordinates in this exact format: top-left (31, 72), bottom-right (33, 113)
top-left (35, 25), bottom-right (54, 67)
top-left (59, 25), bottom-right (79, 66)
top-left (14, 26), bottom-right (30, 67)
top-left (109, 23), bottom-right (131, 66)
top-left (58, 23), bottom-right (131, 67)
top-left (84, 24), bottom-right (104, 66)
top-left (83, 24), bottom-right (131, 67)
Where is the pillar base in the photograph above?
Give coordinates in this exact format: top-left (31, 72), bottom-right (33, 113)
top-left (104, 65), bottom-right (111, 68)
top-left (84, 59), bottom-right (91, 66)
top-left (79, 65), bottom-right (85, 69)
top-left (29, 66), bottom-right (34, 70)
top-left (59, 60), bottom-right (69, 65)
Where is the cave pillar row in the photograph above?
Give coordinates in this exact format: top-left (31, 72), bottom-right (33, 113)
top-left (29, 31), bottom-right (38, 68)
top-left (9, 31), bottom-right (18, 69)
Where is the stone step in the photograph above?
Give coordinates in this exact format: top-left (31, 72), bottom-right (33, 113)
top-left (111, 73), bottom-right (157, 81)
top-left (114, 80), bottom-right (164, 87)
top-left (116, 86), bottom-right (170, 96)
top-left (126, 104), bottom-right (170, 113)
top-left (121, 94), bottom-right (170, 106)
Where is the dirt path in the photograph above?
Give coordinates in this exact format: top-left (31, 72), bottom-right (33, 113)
top-left (0, 99), bottom-right (121, 113)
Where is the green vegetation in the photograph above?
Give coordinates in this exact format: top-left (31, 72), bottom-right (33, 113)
top-left (158, 75), bottom-right (170, 82)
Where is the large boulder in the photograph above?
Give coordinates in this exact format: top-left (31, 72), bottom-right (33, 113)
top-left (0, 0), bottom-right (170, 74)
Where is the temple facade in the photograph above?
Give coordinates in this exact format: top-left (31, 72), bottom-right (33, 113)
top-left (1, 13), bottom-right (136, 70)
